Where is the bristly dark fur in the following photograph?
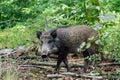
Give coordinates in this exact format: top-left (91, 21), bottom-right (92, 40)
top-left (57, 25), bottom-right (69, 28)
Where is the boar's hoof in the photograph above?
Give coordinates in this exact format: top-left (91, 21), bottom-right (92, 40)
top-left (53, 71), bottom-right (59, 74)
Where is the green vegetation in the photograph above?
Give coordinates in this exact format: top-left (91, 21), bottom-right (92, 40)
top-left (0, 0), bottom-right (120, 79)
top-left (1, 0), bottom-right (119, 61)
top-left (99, 13), bottom-right (120, 62)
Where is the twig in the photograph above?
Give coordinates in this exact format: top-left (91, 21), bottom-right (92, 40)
top-left (44, 16), bottom-right (48, 31)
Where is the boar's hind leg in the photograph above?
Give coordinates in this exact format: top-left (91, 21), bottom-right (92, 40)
top-left (83, 51), bottom-right (89, 73)
top-left (87, 47), bottom-right (96, 69)
top-left (83, 47), bottom-right (95, 72)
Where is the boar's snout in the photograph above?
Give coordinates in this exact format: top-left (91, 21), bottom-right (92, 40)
top-left (41, 55), bottom-right (47, 58)
top-left (41, 50), bottom-right (51, 58)
top-left (41, 47), bottom-right (58, 58)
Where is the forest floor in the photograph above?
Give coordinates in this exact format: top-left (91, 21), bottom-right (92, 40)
top-left (0, 46), bottom-right (120, 80)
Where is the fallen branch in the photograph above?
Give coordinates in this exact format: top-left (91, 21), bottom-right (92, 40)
top-left (20, 65), bottom-right (53, 71)
top-left (18, 55), bottom-right (42, 60)
top-left (76, 73), bottom-right (103, 79)
top-left (47, 72), bottom-right (103, 79)
top-left (26, 62), bottom-right (84, 68)
top-left (97, 62), bottom-right (120, 67)
top-left (27, 62), bottom-right (56, 67)
top-left (47, 74), bottom-right (63, 78)
top-left (61, 72), bottom-right (76, 76)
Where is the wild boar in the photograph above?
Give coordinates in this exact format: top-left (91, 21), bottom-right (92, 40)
top-left (36, 25), bottom-right (99, 73)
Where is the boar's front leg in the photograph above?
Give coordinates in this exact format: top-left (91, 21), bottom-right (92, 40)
top-left (54, 53), bottom-right (63, 73)
top-left (63, 56), bottom-right (71, 72)
top-left (54, 52), bottom-right (70, 73)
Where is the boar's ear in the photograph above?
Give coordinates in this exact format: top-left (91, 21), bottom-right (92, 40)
top-left (36, 31), bottom-right (42, 39)
top-left (51, 30), bottom-right (57, 38)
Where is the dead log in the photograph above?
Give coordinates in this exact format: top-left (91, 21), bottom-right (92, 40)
top-left (0, 48), bottom-right (13, 55)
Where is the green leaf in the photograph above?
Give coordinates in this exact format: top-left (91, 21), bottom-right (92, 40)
top-left (86, 43), bottom-right (91, 49)
top-left (95, 39), bottom-right (100, 44)
top-left (80, 42), bottom-right (86, 49)
top-left (88, 36), bottom-right (95, 41)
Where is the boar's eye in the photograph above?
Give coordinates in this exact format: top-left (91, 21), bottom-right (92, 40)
top-left (40, 41), bottom-right (43, 44)
top-left (48, 40), bottom-right (54, 43)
